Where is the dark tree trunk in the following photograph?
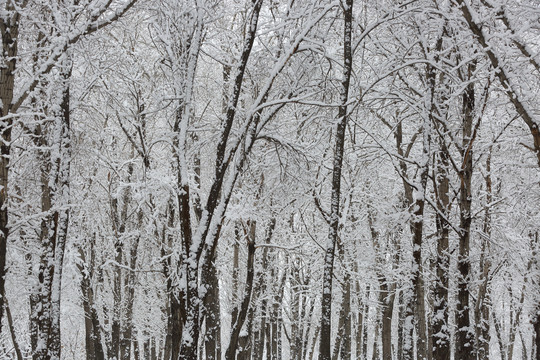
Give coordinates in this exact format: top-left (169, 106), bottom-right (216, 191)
top-left (203, 254), bottom-right (222, 360)
top-left (225, 228), bottom-right (256, 360)
top-left (534, 306), bottom-right (540, 360)
top-left (319, 1), bottom-right (353, 358)
top-left (161, 202), bottom-right (183, 360)
top-left (32, 58), bottom-right (72, 360)
top-left (432, 142), bottom-right (450, 360)
top-left (456, 61), bottom-right (475, 360)
top-left (0, 0), bottom-right (20, 334)
top-left (79, 241), bottom-right (105, 360)
top-left (475, 150), bottom-right (494, 360)
top-left (355, 282), bottom-right (367, 360)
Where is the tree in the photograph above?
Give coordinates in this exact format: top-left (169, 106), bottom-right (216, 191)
top-left (319, 1), bottom-right (353, 359)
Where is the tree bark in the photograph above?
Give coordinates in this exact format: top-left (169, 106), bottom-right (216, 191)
top-left (474, 149), bottom-right (494, 360)
top-left (225, 225), bottom-right (256, 360)
top-left (202, 253), bottom-right (222, 360)
top-left (319, 1), bottom-right (353, 358)
top-left (455, 61), bottom-right (475, 360)
top-left (78, 241), bottom-right (106, 360)
top-left (0, 0), bottom-right (20, 333)
top-left (432, 141), bottom-right (451, 360)
top-left (533, 305), bottom-right (540, 360)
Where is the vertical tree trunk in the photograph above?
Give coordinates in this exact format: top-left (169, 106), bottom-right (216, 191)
top-left (253, 218), bottom-right (273, 360)
top-left (120, 219), bottom-right (141, 360)
top-left (203, 253), bottom-right (222, 360)
top-left (475, 149), bottom-right (494, 360)
top-left (355, 282), bottom-right (367, 360)
top-left (368, 211), bottom-right (395, 360)
top-left (225, 224), bottom-right (256, 360)
top-left (0, 0), bottom-right (20, 334)
top-left (372, 316), bottom-right (380, 360)
top-left (340, 275), bottom-right (352, 360)
top-left (79, 241), bottom-right (106, 360)
top-left (319, 1), bottom-right (353, 358)
top-left (456, 62), bottom-right (475, 360)
top-left (381, 282), bottom-right (394, 360)
top-left (410, 124), bottom-right (430, 360)
top-left (533, 305), bottom-right (540, 360)
top-left (31, 56), bottom-right (73, 360)
top-left (432, 141), bottom-right (451, 360)
top-left (110, 162), bottom-right (134, 360)
top-left (393, 119), bottom-right (416, 360)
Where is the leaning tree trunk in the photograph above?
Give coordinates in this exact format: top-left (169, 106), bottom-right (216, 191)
top-left (319, 1), bottom-right (353, 358)
top-left (454, 0), bottom-right (540, 169)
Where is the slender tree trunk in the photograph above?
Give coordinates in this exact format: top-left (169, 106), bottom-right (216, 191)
top-left (475, 150), bottom-right (494, 360)
top-left (79, 241), bottom-right (106, 360)
top-left (432, 141), bottom-right (450, 360)
top-left (120, 221), bottom-right (141, 360)
top-left (381, 283), bottom-right (394, 360)
top-left (340, 275), bottom-right (352, 360)
top-left (394, 119), bottom-right (415, 360)
top-left (356, 282), bottom-right (367, 360)
top-left (372, 315), bottom-right (380, 360)
top-left (319, 1), bottom-right (353, 358)
top-left (225, 224), bottom-right (256, 360)
top-left (368, 211), bottom-right (394, 360)
top-left (456, 62), bottom-right (475, 360)
top-left (253, 218), bottom-right (274, 360)
top-left (410, 121), bottom-right (430, 360)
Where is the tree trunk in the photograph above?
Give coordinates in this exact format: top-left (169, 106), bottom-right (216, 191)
top-left (475, 150), bottom-right (494, 360)
top-left (456, 61), bottom-right (475, 360)
top-left (79, 241), bottom-right (106, 360)
top-left (203, 253), bottom-right (222, 360)
top-left (0, 0), bottom-right (20, 334)
top-left (381, 283), bottom-right (394, 360)
top-left (161, 202), bottom-right (182, 360)
top-left (533, 306), bottom-right (540, 360)
top-left (340, 275), bottom-right (352, 360)
top-left (410, 122), bottom-right (430, 360)
top-left (120, 218), bottom-right (141, 360)
top-left (319, 1), bottom-right (353, 358)
top-left (32, 57), bottom-right (72, 360)
top-left (355, 282), bottom-right (367, 360)
top-left (432, 141), bottom-right (450, 360)
top-left (225, 224), bottom-right (256, 360)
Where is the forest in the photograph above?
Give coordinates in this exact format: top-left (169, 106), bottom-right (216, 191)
top-left (0, 0), bottom-right (539, 359)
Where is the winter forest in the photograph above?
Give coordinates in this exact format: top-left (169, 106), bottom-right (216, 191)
top-left (1, 0), bottom-right (539, 359)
